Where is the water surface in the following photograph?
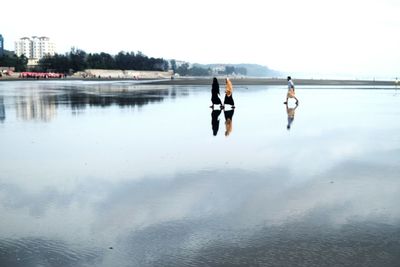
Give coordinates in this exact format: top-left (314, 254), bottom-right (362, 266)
top-left (1, 81), bottom-right (400, 267)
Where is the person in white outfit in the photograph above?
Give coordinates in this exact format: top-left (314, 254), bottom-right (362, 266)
top-left (284, 76), bottom-right (299, 104)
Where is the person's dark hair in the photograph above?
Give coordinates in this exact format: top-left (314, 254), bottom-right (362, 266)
top-left (287, 76), bottom-right (291, 80)
top-left (212, 77), bottom-right (220, 92)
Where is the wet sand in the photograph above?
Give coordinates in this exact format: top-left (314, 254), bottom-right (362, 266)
top-left (0, 76), bottom-right (396, 86)
top-left (148, 77), bottom-right (396, 86)
top-left (1, 82), bottom-right (400, 266)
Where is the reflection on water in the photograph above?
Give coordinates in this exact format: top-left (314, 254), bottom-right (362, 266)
top-left (0, 97), bottom-right (5, 122)
top-left (286, 102), bottom-right (298, 130)
top-left (224, 108), bottom-right (234, 136)
top-left (1, 81), bottom-right (400, 266)
top-left (1, 82), bottom-right (188, 122)
top-left (211, 109), bottom-right (222, 136)
top-left (57, 89), bottom-right (170, 111)
top-left (211, 107), bottom-right (235, 137)
top-left (15, 94), bottom-right (57, 122)
top-left (0, 237), bottom-right (101, 267)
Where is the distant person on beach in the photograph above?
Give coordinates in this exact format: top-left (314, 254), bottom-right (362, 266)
top-left (224, 78), bottom-right (235, 108)
top-left (284, 76), bottom-right (299, 105)
top-left (286, 102), bottom-right (298, 130)
top-left (210, 77), bottom-right (223, 109)
top-left (224, 109), bottom-right (234, 136)
top-left (211, 109), bottom-right (222, 136)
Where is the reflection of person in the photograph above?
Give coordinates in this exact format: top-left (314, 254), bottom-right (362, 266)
top-left (210, 77), bottom-right (223, 109)
top-left (286, 102), bottom-right (298, 130)
top-left (224, 78), bottom-right (235, 108)
top-left (211, 109), bottom-right (222, 136)
top-left (224, 109), bottom-right (234, 136)
top-left (284, 76), bottom-right (299, 105)
top-left (0, 97), bottom-right (5, 123)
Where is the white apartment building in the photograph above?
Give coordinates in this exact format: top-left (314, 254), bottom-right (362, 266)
top-left (31, 36), bottom-right (55, 59)
top-left (15, 37), bottom-right (32, 58)
top-left (15, 36), bottom-right (55, 60)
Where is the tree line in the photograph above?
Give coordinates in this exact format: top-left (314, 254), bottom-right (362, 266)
top-left (1, 49), bottom-right (248, 76)
top-left (38, 48), bottom-right (169, 73)
top-left (0, 48), bottom-right (169, 73)
top-left (173, 61), bottom-right (247, 76)
top-left (0, 53), bottom-right (28, 72)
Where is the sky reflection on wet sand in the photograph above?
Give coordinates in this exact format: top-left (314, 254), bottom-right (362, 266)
top-left (0, 81), bottom-right (400, 267)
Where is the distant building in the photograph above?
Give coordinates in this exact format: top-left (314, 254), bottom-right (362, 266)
top-left (211, 65), bottom-right (226, 75)
top-left (15, 37), bottom-right (32, 58)
top-left (31, 36), bottom-right (55, 59)
top-left (0, 34), bottom-right (4, 57)
top-left (15, 36), bottom-right (56, 63)
top-left (168, 60), bottom-right (191, 69)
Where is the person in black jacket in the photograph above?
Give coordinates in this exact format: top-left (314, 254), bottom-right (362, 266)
top-left (210, 77), bottom-right (223, 109)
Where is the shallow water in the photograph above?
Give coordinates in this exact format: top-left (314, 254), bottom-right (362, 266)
top-left (1, 81), bottom-right (400, 267)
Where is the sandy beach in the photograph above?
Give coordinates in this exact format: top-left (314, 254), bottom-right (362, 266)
top-left (1, 81), bottom-right (400, 266)
top-left (0, 76), bottom-right (396, 86)
top-left (148, 77), bottom-right (396, 86)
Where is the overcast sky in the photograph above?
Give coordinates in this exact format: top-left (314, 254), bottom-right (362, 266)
top-left (1, 0), bottom-right (399, 78)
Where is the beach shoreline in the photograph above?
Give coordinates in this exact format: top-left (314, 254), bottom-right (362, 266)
top-left (147, 77), bottom-right (396, 86)
top-left (0, 76), bottom-right (396, 86)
